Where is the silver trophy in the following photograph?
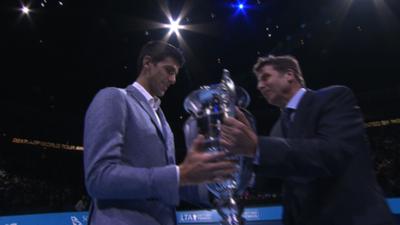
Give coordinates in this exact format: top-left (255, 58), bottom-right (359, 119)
top-left (183, 69), bottom-right (254, 225)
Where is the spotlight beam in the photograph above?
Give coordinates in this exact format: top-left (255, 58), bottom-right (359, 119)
top-left (165, 18), bottom-right (184, 35)
top-left (21, 5), bottom-right (30, 14)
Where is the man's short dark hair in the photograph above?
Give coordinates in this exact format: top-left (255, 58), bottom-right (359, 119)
top-left (253, 55), bottom-right (306, 87)
top-left (137, 41), bottom-right (185, 73)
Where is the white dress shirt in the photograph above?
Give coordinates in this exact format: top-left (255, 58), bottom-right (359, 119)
top-left (284, 87), bottom-right (307, 121)
top-left (132, 82), bottom-right (162, 127)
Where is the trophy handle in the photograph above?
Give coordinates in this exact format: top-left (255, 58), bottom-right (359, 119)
top-left (183, 117), bottom-right (198, 150)
top-left (220, 69), bottom-right (237, 117)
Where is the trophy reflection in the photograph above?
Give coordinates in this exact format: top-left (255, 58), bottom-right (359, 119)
top-left (183, 69), bottom-right (254, 225)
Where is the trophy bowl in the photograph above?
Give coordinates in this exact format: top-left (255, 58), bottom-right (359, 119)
top-left (183, 69), bottom-right (254, 225)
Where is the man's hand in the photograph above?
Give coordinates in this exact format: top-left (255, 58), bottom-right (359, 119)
top-left (220, 108), bottom-right (258, 157)
top-left (179, 135), bottom-right (237, 186)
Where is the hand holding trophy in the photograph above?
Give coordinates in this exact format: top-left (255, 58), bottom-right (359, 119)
top-left (183, 69), bottom-right (256, 225)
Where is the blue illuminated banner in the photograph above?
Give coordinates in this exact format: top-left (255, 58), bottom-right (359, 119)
top-left (176, 206), bottom-right (282, 224)
top-left (0, 198), bottom-right (399, 225)
top-left (0, 212), bottom-right (87, 225)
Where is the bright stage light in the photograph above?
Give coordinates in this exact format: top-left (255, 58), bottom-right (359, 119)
top-left (21, 6), bottom-right (30, 14)
top-left (233, 2), bottom-right (249, 14)
top-left (166, 18), bottom-right (183, 35)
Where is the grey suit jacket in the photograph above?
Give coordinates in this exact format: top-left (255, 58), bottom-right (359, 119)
top-left (84, 85), bottom-right (209, 225)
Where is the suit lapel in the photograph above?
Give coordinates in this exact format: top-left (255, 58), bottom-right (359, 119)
top-left (125, 85), bottom-right (167, 141)
top-left (270, 120), bottom-right (283, 137)
top-left (270, 90), bottom-right (314, 138)
top-left (156, 108), bottom-right (168, 136)
top-left (157, 108), bottom-right (175, 164)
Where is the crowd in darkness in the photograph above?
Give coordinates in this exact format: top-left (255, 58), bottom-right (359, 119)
top-left (0, 124), bottom-right (399, 215)
top-left (0, 169), bottom-right (84, 215)
top-left (369, 124), bottom-right (400, 197)
top-left (0, 150), bottom-right (89, 215)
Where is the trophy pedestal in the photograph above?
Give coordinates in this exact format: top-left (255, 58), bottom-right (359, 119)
top-left (214, 196), bottom-right (246, 225)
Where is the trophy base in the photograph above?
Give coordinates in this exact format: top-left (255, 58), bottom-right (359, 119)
top-left (214, 197), bottom-right (245, 225)
top-left (219, 218), bottom-right (245, 225)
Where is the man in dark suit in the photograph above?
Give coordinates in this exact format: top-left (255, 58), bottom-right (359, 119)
top-left (220, 55), bottom-right (396, 225)
top-left (84, 41), bottom-right (236, 225)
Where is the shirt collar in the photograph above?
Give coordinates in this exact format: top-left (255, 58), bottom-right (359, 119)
top-left (286, 88), bottom-right (306, 110)
top-left (132, 82), bottom-right (161, 111)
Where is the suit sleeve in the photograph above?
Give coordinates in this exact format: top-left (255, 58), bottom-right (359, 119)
top-left (258, 86), bottom-right (368, 178)
top-left (84, 88), bottom-right (179, 205)
top-left (179, 184), bottom-right (213, 208)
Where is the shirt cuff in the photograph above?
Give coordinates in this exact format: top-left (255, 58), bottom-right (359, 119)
top-left (175, 165), bottom-right (180, 184)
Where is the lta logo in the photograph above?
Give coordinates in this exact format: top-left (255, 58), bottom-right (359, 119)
top-left (70, 216), bottom-right (83, 225)
top-left (180, 213), bottom-right (198, 222)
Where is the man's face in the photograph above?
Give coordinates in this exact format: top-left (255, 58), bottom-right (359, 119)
top-left (256, 65), bottom-right (292, 107)
top-left (147, 57), bottom-right (180, 97)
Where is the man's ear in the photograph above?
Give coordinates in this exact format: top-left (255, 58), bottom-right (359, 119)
top-left (285, 69), bottom-right (296, 83)
top-left (142, 55), bottom-right (152, 69)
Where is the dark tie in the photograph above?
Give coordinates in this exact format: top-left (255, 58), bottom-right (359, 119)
top-left (280, 108), bottom-right (294, 137)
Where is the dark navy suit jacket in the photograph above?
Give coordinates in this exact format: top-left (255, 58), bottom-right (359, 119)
top-left (257, 86), bottom-right (396, 225)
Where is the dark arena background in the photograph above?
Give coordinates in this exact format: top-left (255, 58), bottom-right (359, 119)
top-left (1, 0), bottom-right (400, 224)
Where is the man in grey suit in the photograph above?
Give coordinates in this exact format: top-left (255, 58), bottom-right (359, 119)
top-left (84, 41), bottom-right (236, 225)
top-left (220, 55), bottom-right (396, 225)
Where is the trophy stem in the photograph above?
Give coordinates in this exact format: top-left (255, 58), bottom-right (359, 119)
top-left (215, 191), bottom-right (244, 225)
